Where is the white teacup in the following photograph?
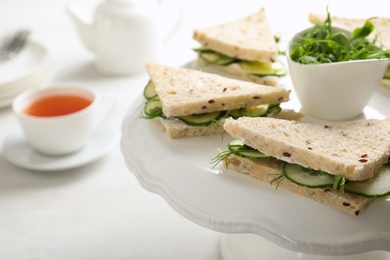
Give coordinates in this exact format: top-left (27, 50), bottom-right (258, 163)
top-left (12, 84), bottom-right (116, 155)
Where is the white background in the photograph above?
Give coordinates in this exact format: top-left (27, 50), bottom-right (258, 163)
top-left (0, 0), bottom-right (389, 259)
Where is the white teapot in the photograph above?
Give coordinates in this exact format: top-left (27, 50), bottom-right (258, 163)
top-left (67, 0), bottom-right (181, 75)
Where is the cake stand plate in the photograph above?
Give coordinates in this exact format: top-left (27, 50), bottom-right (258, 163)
top-left (121, 94), bottom-right (390, 257)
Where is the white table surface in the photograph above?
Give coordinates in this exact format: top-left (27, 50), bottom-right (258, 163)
top-left (0, 0), bottom-right (389, 259)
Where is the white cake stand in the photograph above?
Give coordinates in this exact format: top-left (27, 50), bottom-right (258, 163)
top-left (120, 65), bottom-right (390, 258)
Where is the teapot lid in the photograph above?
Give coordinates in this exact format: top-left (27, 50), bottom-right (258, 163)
top-left (106, 0), bottom-right (159, 8)
top-left (107, 0), bottom-right (154, 3)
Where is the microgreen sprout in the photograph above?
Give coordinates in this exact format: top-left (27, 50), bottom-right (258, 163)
top-left (333, 175), bottom-right (346, 194)
top-left (290, 8), bottom-right (390, 64)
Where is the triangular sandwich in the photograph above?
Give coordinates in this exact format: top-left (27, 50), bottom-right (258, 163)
top-left (142, 63), bottom-right (301, 138)
top-left (215, 117), bottom-right (390, 215)
top-left (192, 8), bottom-right (286, 86)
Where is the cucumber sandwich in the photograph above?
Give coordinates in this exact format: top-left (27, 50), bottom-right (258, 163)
top-left (192, 8), bottom-right (286, 86)
top-left (142, 63), bottom-right (301, 139)
top-left (309, 12), bottom-right (390, 89)
top-left (214, 117), bottom-right (390, 216)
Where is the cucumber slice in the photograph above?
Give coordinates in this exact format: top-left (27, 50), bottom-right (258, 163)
top-left (229, 105), bottom-right (268, 118)
top-left (176, 111), bottom-right (225, 126)
top-left (227, 109), bottom-right (241, 119)
top-left (199, 52), bottom-right (235, 65)
top-left (284, 163), bottom-right (390, 198)
top-left (239, 60), bottom-right (287, 77)
top-left (144, 97), bottom-right (162, 117)
top-left (266, 105), bottom-right (282, 117)
top-left (233, 150), bottom-right (271, 160)
top-left (239, 105), bottom-right (269, 117)
top-left (200, 52), bottom-right (220, 62)
top-left (228, 105), bottom-right (281, 119)
top-left (344, 165), bottom-right (390, 198)
top-left (144, 80), bottom-right (157, 100)
top-left (194, 49), bottom-right (235, 65)
top-left (284, 164), bottom-right (334, 188)
top-left (228, 139), bottom-right (246, 148)
top-left (228, 140), bottom-right (272, 160)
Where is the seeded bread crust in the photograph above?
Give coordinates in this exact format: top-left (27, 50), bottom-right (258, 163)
top-left (159, 110), bottom-right (304, 139)
top-left (193, 8), bottom-right (278, 63)
top-left (145, 63), bottom-right (290, 118)
top-left (223, 117), bottom-right (390, 181)
top-left (159, 118), bottom-right (224, 139)
top-left (194, 59), bottom-right (279, 86)
top-left (225, 154), bottom-right (374, 216)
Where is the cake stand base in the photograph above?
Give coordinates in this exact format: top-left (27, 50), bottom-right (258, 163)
top-left (220, 234), bottom-right (390, 260)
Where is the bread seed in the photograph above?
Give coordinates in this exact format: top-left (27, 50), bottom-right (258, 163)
top-left (283, 152), bottom-right (291, 157)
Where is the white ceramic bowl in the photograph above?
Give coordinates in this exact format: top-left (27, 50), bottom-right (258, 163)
top-left (287, 27), bottom-right (388, 121)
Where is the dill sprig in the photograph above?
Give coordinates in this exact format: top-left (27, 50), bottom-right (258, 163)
top-left (210, 150), bottom-right (232, 169)
top-left (270, 172), bottom-right (286, 188)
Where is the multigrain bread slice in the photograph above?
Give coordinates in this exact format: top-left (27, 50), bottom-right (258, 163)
top-left (308, 13), bottom-right (390, 89)
top-left (159, 118), bottom-right (225, 138)
top-left (192, 8), bottom-right (281, 86)
top-left (193, 8), bottom-right (278, 63)
top-left (225, 154), bottom-right (374, 216)
top-left (160, 109), bottom-right (304, 138)
top-left (223, 117), bottom-right (390, 181)
top-left (145, 62), bottom-right (290, 118)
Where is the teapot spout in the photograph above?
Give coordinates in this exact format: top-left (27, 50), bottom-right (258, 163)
top-left (66, 3), bottom-right (96, 52)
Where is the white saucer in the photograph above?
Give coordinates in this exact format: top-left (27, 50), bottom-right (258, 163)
top-left (2, 124), bottom-right (118, 171)
top-left (0, 38), bottom-right (55, 109)
top-left (0, 38), bottom-right (50, 86)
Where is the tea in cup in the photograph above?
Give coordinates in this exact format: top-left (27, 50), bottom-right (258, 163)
top-left (12, 84), bottom-right (116, 155)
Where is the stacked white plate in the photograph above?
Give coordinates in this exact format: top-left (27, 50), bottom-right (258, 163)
top-left (0, 38), bottom-right (55, 108)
